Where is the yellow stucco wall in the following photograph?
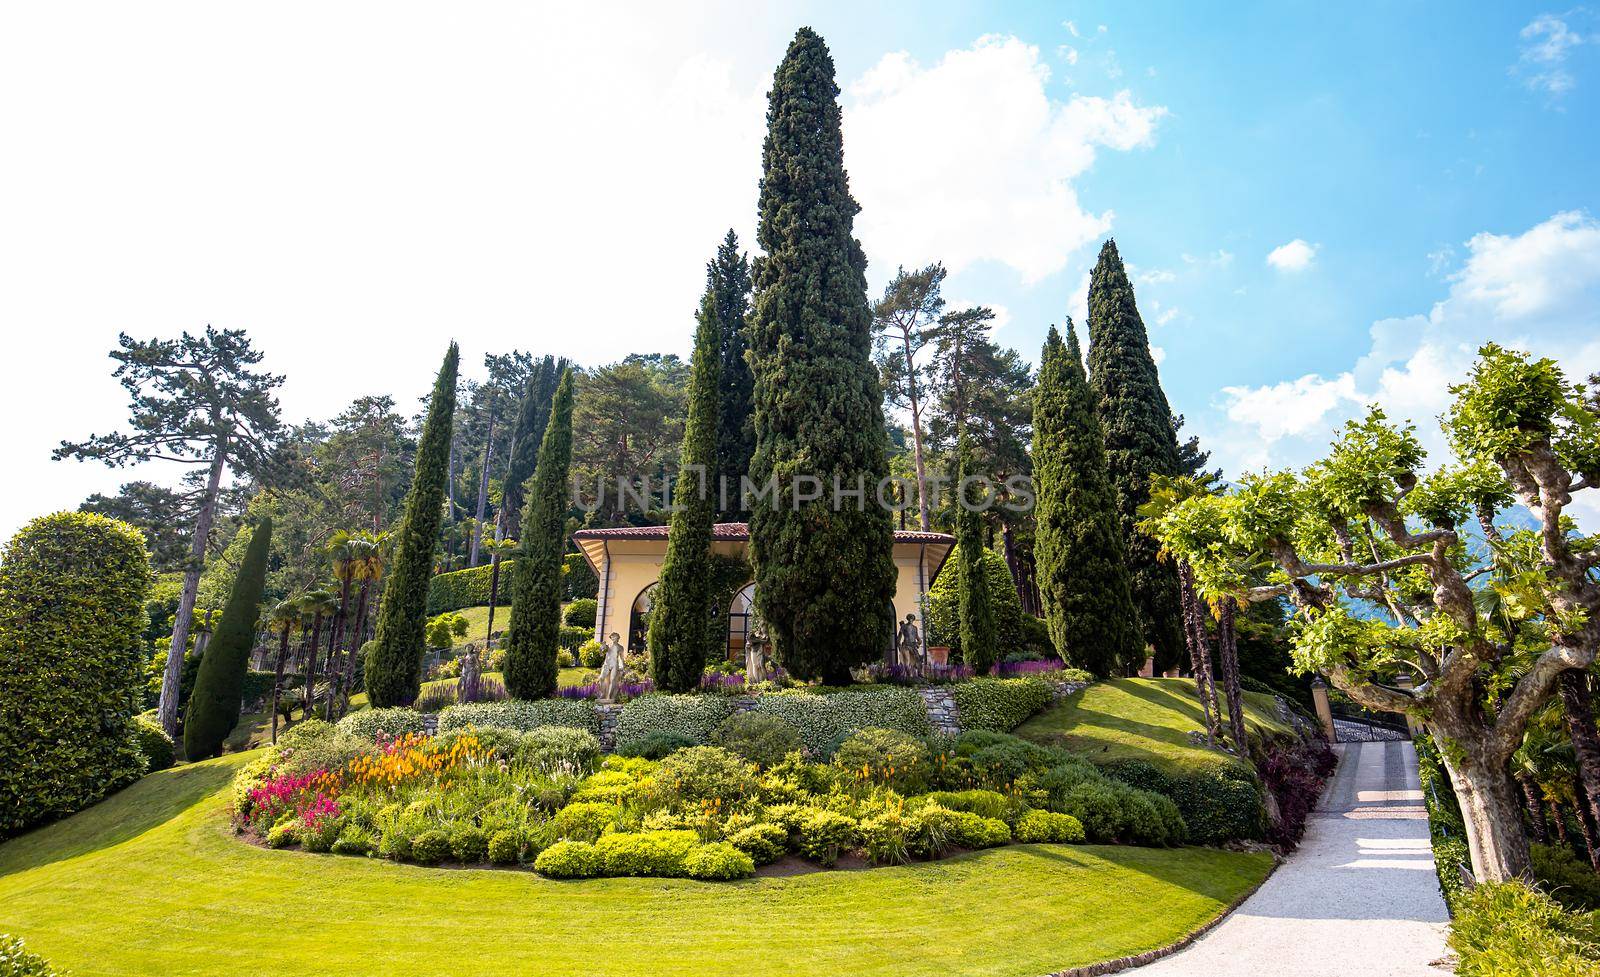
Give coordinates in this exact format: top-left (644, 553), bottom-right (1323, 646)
top-left (588, 538), bottom-right (947, 656)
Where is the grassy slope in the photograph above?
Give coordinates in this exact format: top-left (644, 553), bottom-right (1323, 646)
top-left (0, 755), bottom-right (1272, 977)
top-left (1016, 677), bottom-right (1291, 776)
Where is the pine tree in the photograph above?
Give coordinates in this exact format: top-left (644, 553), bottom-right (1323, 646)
top-left (504, 369), bottom-right (575, 699)
top-left (365, 344), bottom-right (459, 707)
top-left (1086, 240), bottom-right (1185, 672)
top-left (649, 286), bottom-right (722, 692)
top-left (183, 517), bottom-right (272, 759)
top-left (708, 230), bottom-right (755, 516)
top-left (747, 28), bottom-right (897, 684)
top-left (1033, 324), bottom-right (1143, 677)
top-left (955, 431), bottom-right (996, 674)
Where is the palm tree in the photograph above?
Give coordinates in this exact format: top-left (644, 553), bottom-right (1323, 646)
top-left (331, 531), bottom-right (388, 720)
top-left (298, 589), bottom-right (337, 720)
top-left (267, 599), bottom-right (301, 743)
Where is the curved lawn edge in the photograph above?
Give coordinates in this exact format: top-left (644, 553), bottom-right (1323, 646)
top-left (1, 755), bottom-right (1275, 977)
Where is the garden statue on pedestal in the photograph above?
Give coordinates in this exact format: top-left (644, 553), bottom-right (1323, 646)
top-left (598, 631), bottom-right (626, 702)
top-left (745, 613), bottom-right (771, 683)
top-left (897, 614), bottom-right (923, 674)
top-left (460, 642), bottom-right (482, 703)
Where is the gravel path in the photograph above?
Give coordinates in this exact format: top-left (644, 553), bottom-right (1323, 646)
top-left (1130, 740), bottom-right (1452, 976)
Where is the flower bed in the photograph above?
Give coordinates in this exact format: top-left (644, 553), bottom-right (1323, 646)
top-left (229, 712), bottom-right (1196, 881)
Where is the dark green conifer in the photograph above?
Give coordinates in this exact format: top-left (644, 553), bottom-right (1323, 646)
top-left (649, 285), bottom-right (722, 692)
top-left (955, 431), bottom-right (997, 675)
top-left (183, 517), bottom-right (272, 759)
top-left (708, 230), bottom-right (755, 517)
top-left (366, 344), bottom-right (459, 707)
top-left (1034, 324), bottom-right (1143, 677)
top-left (1086, 240), bottom-right (1185, 672)
top-left (747, 28), bottom-right (897, 684)
top-left (503, 369), bottom-right (575, 699)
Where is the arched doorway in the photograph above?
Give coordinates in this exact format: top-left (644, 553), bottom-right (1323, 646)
top-left (726, 582), bottom-right (757, 661)
top-left (627, 582), bottom-right (658, 652)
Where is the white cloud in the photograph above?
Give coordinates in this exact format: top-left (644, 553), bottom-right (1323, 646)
top-left (1058, 45), bottom-right (1080, 66)
top-left (1516, 13), bottom-right (1585, 95)
top-left (1183, 249), bottom-right (1234, 268)
top-left (1151, 345), bottom-right (1167, 366)
top-left (1155, 307), bottom-right (1180, 326)
top-left (1266, 238), bottom-right (1319, 272)
top-left (1137, 268), bottom-right (1177, 285)
top-left (1206, 212), bottom-right (1600, 497)
top-left (1063, 20), bottom-right (1080, 38)
top-left (846, 35), bottom-right (1164, 284)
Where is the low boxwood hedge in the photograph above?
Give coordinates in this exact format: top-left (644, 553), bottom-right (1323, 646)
top-left (752, 688), bottom-right (930, 758)
top-left (436, 699), bottom-right (599, 735)
top-left (615, 695), bottom-right (736, 752)
top-left (951, 677), bottom-right (1054, 732)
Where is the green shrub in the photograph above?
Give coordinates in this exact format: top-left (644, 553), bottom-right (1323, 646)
top-left (266, 821), bottom-right (299, 849)
top-left (908, 804), bottom-right (956, 858)
top-left (1, 512), bottom-right (152, 838)
top-left (184, 517), bottom-right (273, 760)
top-left (563, 552), bottom-right (599, 601)
top-left (301, 816), bottom-right (341, 853)
top-left (1025, 758), bottom-right (1107, 806)
top-left (331, 826), bottom-right (374, 857)
top-left (1533, 843), bottom-right (1600, 912)
top-left (336, 707), bottom-right (426, 741)
top-left (1014, 810), bottom-right (1085, 844)
top-left (427, 560), bottom-right (516, 615)
top-left (833, 728), bottom-right (930, 791)
top-left (563, 598), bottom-right (598, 628)
top-left (1056, 781), bottom-right (1125, 842)
top-left (729, 823), bottom-right (787, 865)
top-left (594, 830), bottom-right (699, 876)
top-left (946, 810), bottom-right (1011, 849)
top-left (685, 841), bottom-right (757, 880)
top-left (712, 713), bottom-right (803, 768)
top-left (752, 688), bottom-right (930, 759)
top-left (615, 694), bottom-right (736, 751)
top-left (534, 840), bottom-right (602, 878)
top-left (270, 724), bottom-right (372, 778)
top-left (616, 731), bottom-right (697, 760)
top-left (579, 640), bottom-right (606, 670)
top-left (451, 826), bottom-right (489, 864)
top-left (514, 726), bottom-right (601, 775)
top-left (437, 699), bottom-right (599, 735)
top-left (558, 625), bottom-right (588, 653)
top-left (951, 677), bottom-right (1054, 732)
top-left (653, 747), bottom-right (758, 806)
top-left (550, 802), bottom-right (621, 842)
top-left (1433, 838), bottom-right (1472, 907)
top-left (1122, 787), bottom-right (1186, 847)
top-left (923, 789), bottom-right (1013, 822)
top-left (410, 830), bottom-right (452, 865)
top-left (797, 809), bottom-right (858, 866)
top-left (1449, 881), bottom-right (1600, 977)
top-left (0, 934), bottom-right (67, 977)
top-left (488, 829), bottom-right (524, 865)
top-left (925, 546), bottom-right (1024, 656)
top-left (1100, 757), bottom-right (1262, 845)
top-left (132, 713), bottom-right (176, 772)
top-left (857, 811), bottom-right (913, 865)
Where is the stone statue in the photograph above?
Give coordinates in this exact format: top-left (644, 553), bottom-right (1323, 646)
top-left (896, 614), bottom-right (922, 671)
top-left (598, 632), bottom-right (627, 702)
top-left (745, 616), bottom-right (770, 684)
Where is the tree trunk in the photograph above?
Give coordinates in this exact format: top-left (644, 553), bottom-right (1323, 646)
top-left (302, 613), bottom-right (324, 721)
top-left (1553, 799), bottom-right (1573, 847)
top-left (334, 581), bottom-right (372, 720)
top-left (269, 628), bottom-right (291, 743)
top-left (1217, 597), bottom-right (1249, 756)
top-left (1177, 563), bottom-right (1217, 747)
top-left (1559, 670), bottom-right (1600, 867)
top-left (157, 440), bottom-right (229, 735)
top-left (323, 576), bottom-right (353, 721)
top-left (900, 330), bottom-right (932, 531)
top-left (1517, 773), bottom-right (1550, 844)
top-left (1578, 789), bottom-right (1600, 870)
top-left (1439, 735), bottom-right (1533, 881)
top-left (485, 554), bottom-right (503, 649)
top-left (470, 411), bottom-right (495, 567)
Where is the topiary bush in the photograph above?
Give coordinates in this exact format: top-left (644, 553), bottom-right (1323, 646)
top-left (1099, 757), bottom-right (1261, 845)
top-left (437, 699), bottom-right (599, 735)
top-left (951, 677), bottom-right (1054, 732)
top-left (1, 511), bottom-right (152, 838)
top-left (410, 830), bottom-right (452, 865)
top-left (549, 802), bottom-right (621, 842)
top-left (594, 830), bottom-right (699, 877)
top-left (450, 826), bottom-right (490, 864)
top-left (513, 726), bottom-right (601, 774)
top-left (132, 713), bottom-right (176, 772)
top-left (684, 841), bottom-right (756, 880)
top-left (945, 810), bottom-right (1012, 849)
top-left (336, 707), bottom-right (427, 742)
top-left (563, 598), bottom-right (598, 629)
top-left (729, 823), bottom-right (787, 865)
top-left (614, 694), bottom-right (735, 751)
top-left (534, 839), bottom-right (602, 878)
top-left (711, 712), bottom-right (803, 768)
top-left (1014, 810), bottom-right (1085, 844)
top-left (427, 559), bottom-right (516, 615)
top-left (487, 829), bottom-right (524, 865)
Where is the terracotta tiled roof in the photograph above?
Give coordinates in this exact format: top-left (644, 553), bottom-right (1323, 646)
top-left (572, 521), bottom-right (953, 544)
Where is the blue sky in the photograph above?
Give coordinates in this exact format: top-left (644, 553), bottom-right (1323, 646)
top-left (1, 2), bottom-right (1597, 536)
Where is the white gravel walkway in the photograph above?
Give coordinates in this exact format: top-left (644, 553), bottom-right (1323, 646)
top-left (1130, 740), bottom-right (1452, 976)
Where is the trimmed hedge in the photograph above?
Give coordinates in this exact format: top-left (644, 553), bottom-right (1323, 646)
top-left (752, 688), bottom-right (932, 758)
top-left (951, 677), bottom-right (1054, 732)
top-left (1, 511), bottom-right (151, 838)
top-left (436, 699), bottom-right (599, 735)
top-left (336, 707), bottom-right (427, 741)
top-left (563, 598), bottom-right (597, 629)
top-left (1099, 756), bottom-right (1262, 845)
top-left (427, 560), bottom-right (517, 615)
top-left (615, 694), bottom-right (736, 752)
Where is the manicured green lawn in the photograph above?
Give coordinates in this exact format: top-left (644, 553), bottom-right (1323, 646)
top-left (0, 753), bottom-right (1272, 977)
top-left (1016, 677), bottom-right (1291, 776)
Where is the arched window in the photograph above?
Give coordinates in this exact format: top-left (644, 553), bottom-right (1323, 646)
top-left (627, 582), bottom-right (658, 652)
top-left (726, 582), bottom-right (756, 660)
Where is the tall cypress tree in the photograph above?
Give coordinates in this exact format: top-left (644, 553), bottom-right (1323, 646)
top-left (1034, 324), bottom-right (1143, 677)
top-left (955, 431), bottom-right (997, 675)
top-left (708, 230), bottom-right (755, 517)
top-left (500, 355), bottom-right (563, 539)
top-left (649, 287), bottom-right (722, 692)
top-left (183, 516), bottom-right (272, 759)
top-left (1086, 240), bottom-right (1185, 672)
top-left (366, 344), bottom-right (459, 707)
top-left (504, 369), bottom-right (574, 699)
top-left (747, 28), bottom-right (897, 684)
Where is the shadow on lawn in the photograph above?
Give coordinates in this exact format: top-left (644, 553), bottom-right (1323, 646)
top-left (1011, 842), bottom-right (1268, 905)
top-left (0, 755), bottom-right (241, 877)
